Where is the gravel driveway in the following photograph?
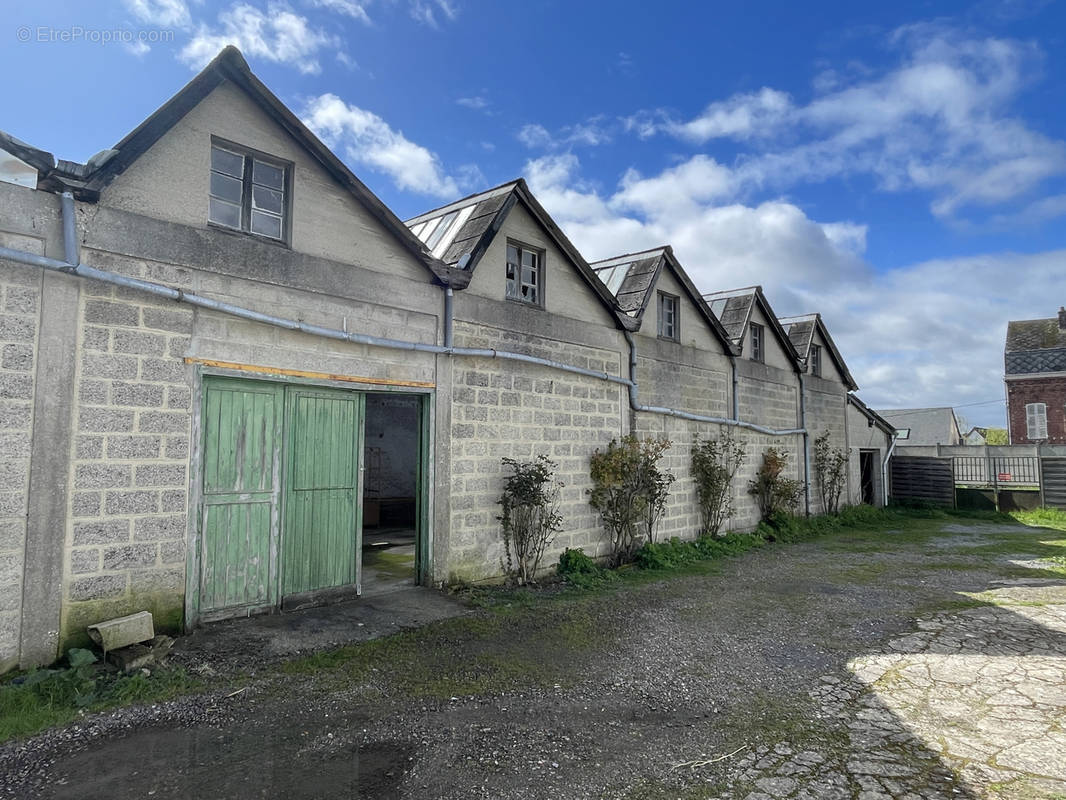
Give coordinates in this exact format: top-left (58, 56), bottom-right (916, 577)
top-left (2, 516), bottom-right (1064, 799)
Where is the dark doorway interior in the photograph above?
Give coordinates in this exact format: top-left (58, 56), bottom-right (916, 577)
top-left (860, 450), bottom-right (876, 505)
top-left (362, 394), bottom-right (420, 594)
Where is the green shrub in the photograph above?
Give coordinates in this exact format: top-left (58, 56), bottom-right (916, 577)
top-left (748, 447), bottom-right (801, 520)
top-left (557, 547), bottom-right (600, 575)
top-left (497, 455), bottom-right (564, 585)
top-left (691, 433), bottom-right (745, 537)
top-left (813, 430), bottom-right (848, 515)
top-left (588, 435), bottom-right (676, 565)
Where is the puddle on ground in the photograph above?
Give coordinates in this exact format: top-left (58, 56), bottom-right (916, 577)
top-left (43, 710), bottom-right (412, 800)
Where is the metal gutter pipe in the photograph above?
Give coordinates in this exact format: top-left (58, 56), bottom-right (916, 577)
top-left (799, 373), bottom-right (811, 516)
top-left (729, 356), bottom-right (739, 421)
top-left (61, 192), bottom-right (79, 266)
top-left (443, 286), bottom-right (454, 349)
top-left (0, 242), bottom-right (629, 387)
top-left (1, 193), bottom-right (806, 439)
top-left (881, 433), bottom-right (898, 507)
top-left (621, 332), bottom-right (805, 437)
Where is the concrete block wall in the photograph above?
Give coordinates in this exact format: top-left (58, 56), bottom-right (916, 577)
top-left (445, 319), bottom-right (626, 582)
top-left (62, 249), bottom-right (196, 645)
top-left (804, 379), bottom-right (849, 514)
top-left (0, 249), bottom-right (43, 670)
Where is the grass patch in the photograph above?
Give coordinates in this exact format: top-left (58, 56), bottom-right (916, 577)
top-left (1013, 507), bottom-right (1066, 532)
top-left (0, 650), bottom-right (202, 741)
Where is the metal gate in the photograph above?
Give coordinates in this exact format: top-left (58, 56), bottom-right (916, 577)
top-left (197, 377), bottom-right (366, 620)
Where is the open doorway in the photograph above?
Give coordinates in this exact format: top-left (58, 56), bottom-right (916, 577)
top-left (362, 394), bottom-right (421, 594)
top-left (860, 450), bottom-right (876, 505)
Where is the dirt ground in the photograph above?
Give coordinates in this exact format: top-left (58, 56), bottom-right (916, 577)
top-left (2, 515), bottom-right (1065, 799)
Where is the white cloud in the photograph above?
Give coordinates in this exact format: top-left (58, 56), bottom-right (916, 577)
top-left (302, 93), bottom-right (460, 197)
top-left (307, 0), bottom-right (371, 23)
top-left (409, 0), bottom-right (458, 28)
top-left (124, 0), bottom-right (192, 27)
top-left (670, 88), bottom-right (793, 142)
top-left (517, 119), bottom-right (612, 150)
top-left (630, 26), bottom-right (1066, 222)
top-left (457, 96), bottom-right (489, 110)
top-left (180, 3), bottom-right (339, 75)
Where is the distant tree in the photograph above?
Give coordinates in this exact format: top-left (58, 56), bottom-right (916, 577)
top-left (985, 428), bottom-right (1008, 446)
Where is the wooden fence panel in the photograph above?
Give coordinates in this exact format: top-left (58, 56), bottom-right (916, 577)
top-left (1043, 457), bottom-right (1066, 509)
top-left (890, 457), bottom-right (955, 507)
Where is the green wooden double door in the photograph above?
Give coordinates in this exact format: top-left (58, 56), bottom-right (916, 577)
top-left (198, 377), bottom-right (387, 617)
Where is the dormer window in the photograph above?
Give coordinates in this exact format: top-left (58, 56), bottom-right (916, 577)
top-left (750, 322), bottom-right (764, 362)
top-left (209, 142), bottom-right (289, 242)
top-left (810, 344), bottom-right (822, 377)
top-left (506, 242), bottom-right (542, 306)
top-left (657, 292), bottom-right (679, 341)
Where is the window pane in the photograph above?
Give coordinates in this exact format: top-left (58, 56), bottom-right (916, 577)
top-left (506, 276), bottom-right (518, 298)
top-left (251, 210), bottom-right (283, 239)
top-left (522, 251), bottom-right (537, 269)
top-left (522, 266), bottom-right (534, 285)
top-left (210, 172), bottom-right (243, 204)
top-left (211, 147), bottom-right (244, 178)
top-left (252, 159), bottom-right (284, 190)
top-left (209, 197), bottom-right (241, 228)
top-left (252, 185), bottom-right (283, 214)
top-left (507, 245), bottom-right (519, 265)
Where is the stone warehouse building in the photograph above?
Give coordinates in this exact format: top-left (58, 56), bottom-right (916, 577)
top-left (0, 47), bottom-right (891, 671)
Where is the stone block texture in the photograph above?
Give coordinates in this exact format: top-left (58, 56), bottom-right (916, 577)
top-left (63, 251), bottom-right (194, 643)
top-left (0, 256), bottom-right (41, 669)
top-left (446, 320), bottom-right (626, 581)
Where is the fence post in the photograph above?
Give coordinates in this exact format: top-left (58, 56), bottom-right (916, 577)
top-left (989, 447), bottom-right (999, 511)
top-left (1038, 443), bottom-right (1045, 508)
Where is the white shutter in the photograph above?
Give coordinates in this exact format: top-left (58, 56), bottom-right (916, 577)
top-left (1025, 403), bottom-right (1047, 439)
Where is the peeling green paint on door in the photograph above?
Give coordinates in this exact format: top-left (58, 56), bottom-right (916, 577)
top-left (199, 379), bottom-right (283, 613)
top-left (281, 389), bottom-right (364, 597)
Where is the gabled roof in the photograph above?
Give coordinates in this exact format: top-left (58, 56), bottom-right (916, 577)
top-left (847, 394), bottom-right (896, 436)
top-left (1005, 310), bottom-right (1066, 375)
top-left (779, 312), bottom-right (858, 391)
top-left (589, 246), bottom-right (736, 354)
top-left (406, 179), bottom-right (636, 329)
top-left (4, 47), bottom-right (455, 286)
top-left (875, 407), bottom-right (961, 446)
top-left (702, 286), bottom-right (801, 370)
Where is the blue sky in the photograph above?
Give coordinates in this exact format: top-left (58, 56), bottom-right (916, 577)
top-left (4, 0), bottom-right (1066, 428)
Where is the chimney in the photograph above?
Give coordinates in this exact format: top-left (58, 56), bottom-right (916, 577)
top-left (1060, 306), bottom-right (1066, 330)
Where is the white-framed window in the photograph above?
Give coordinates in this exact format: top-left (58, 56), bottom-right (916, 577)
top-left (1026, 402), bottom-right (1048, 439)
top-left (810, 344), bottom-right (822, 377)
top-left (506, 242), bottom-right (543, 305)
top-left (896, 428), bottom-right (910, 440)
top-left (750, 322), bottom-right (764, 362)
top-left (657, 291), bottom-right (679, 340)
top-left (209, 142), bottom-right (289, 242)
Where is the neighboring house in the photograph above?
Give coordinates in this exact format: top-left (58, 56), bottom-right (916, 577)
top-left (963, 427), bottom-right (989, 446)
top-left (780, 313), bottom-right (859, 514)
top-left (1004, 307), bottom-right (1066, 444)
top-left (0, 46), bottom-right (879, 671)
top-left (876, 407), bottom-right (962, 447)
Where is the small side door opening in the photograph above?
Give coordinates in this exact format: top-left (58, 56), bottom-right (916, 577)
top-left (361, 394), bottom-right (421, 594)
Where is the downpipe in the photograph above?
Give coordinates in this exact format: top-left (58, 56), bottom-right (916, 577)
top-left (881, 432), bottom-right (898, 507)
top-left (799, 373), bottom-right (811, 516)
